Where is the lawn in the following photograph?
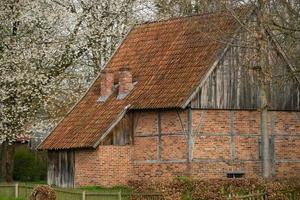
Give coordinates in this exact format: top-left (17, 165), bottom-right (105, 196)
top-left (0, 197), bottom-right (25, 200)
top-left (80, 185), bottom-right (132, 193)
top-left (0, 182), bottom-right (134, 200)
top-left (18, 182), bottom-right (132, 193)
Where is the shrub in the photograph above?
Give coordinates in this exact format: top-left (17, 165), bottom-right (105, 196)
top-left (129, 177), bottom-right (300, 200)
top-left (13, 147), bottom-right (47, 182)
top-left (29, 185), bottom-right (56, 200)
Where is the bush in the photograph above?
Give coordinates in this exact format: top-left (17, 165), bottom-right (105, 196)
top-left (129, 177), bottom-right (300, 200)
top-left (13, 147), bottom-right (47, 182)
top-left (29, 185), bottom-right (56, 200)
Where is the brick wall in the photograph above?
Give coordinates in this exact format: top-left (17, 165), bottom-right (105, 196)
top-left (75, 149), bottom-right (101, 186)
top-left (75, 146), bottom-right (133, 187)
top-left (74, 109), bottom-right (300, 186)
top-left (132, 110), bottom-right (300, 181)
top-left (273, 112), bottom-right (300, 177)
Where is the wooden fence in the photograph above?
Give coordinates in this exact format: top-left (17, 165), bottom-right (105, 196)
top-left (227, 192), bottom-right (268, 200)
top-left (227, 190), bottom-right (298, 200)
top-left (0, 184), bottom-right (298, 200)
top-left (0, 184), bottom-right (164, 200)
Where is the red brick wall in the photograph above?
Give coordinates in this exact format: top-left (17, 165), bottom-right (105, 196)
top-left (131, 110), bottom-right (300, 181)
top-left (75, 146), bottom-right (133, 187)
top-left (98, 146), bottom-right (133, 186)
top-left (75, 149), bottom-right (101, 186)
top-left (74, 110), bottom-right (300, 186)
top-left (273, 112), bottom-right (300, 177)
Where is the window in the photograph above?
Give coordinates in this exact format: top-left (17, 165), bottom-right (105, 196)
top-left (226, 171), bottom-right (245, 178)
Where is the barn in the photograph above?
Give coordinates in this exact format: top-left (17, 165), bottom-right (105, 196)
top-left (39, 9), bottom-right (300, 188)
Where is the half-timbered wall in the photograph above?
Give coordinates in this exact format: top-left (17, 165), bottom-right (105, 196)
top-left (132, 110), bottom-right (300, 180)
top-left (191, 31), bottom-right (300, 110)
top-left (72, 109), bottom-right (300, 187)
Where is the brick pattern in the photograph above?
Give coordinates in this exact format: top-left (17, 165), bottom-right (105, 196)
top-left (235, 137), bottom-right (259, 160)
top-left (75, 149), bottom-right (101, 186)
top-left (135, 112), bottom-right (157, 136)
top-left (193, 136), bottom-right (231, 160)
top-left (134, 163), bottom-right (188, 180)
top-left (275, 163), bottom-right (300, 177)
top-left (118, 68), bottom-right (133, 96)
top-left (100, 70), bottom-right (114, 98)
top-left (133, 137), bottom-right (157, 160)
top-left (75, 146), bottom-right (132, 187)
top-left (98, 146), bottom-right (133, 186)
top-left (275, 138), bottom-right (300, 160)
top-left (192, 110), bottom-right (230, 133)
top-left (161, 136), bottom-right (187, 160)
top-left (233, 111), bottom-right (261, 134)
top-left (74, 110), bottom-right (300, 186)
top-left (274, 112), bottom-right (300, 134)
top-left (161, 111), bottom-right (188, 134)
top-left (191, 162), bottom-right (261, 178)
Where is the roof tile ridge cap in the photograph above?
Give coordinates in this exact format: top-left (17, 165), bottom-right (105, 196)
top-left (131, 20), bottom-right (191, 105)
top-left (38, 26), bottom-right (135, 150)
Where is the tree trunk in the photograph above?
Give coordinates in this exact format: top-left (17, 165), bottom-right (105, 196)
top-left (260, 85), bottom-right (271, 178)
top-left (0, 141), bottom-right (15, 182)
top-left (257, 0), bottom-right (271, 179)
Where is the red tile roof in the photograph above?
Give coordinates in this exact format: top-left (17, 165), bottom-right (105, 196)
top-left (40, 9), bottom-right (248, 150)
top-left (16, 134), bottom-right (30, 143)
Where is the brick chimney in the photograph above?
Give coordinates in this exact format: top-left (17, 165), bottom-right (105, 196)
top-left (118, 67), bottom-right (133, 99)
top-left (99, 69), bottom-right (114, 102)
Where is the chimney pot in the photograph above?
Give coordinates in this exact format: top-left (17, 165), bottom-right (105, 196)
top-left (118, 67), bottom-right (133, 99)
top-left (99, 69), bottom-right (114, 102)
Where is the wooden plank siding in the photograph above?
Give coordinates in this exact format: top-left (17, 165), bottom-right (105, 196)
top-left (48, 151), bottom-right (75, 188)
top-left (101, 113), bottom-right (134, 145)
top-left (191, 30), bottom-right (300, 110)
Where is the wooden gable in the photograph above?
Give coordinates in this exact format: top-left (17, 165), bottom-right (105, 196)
top-left (190, 24), bottom-right (300, 111)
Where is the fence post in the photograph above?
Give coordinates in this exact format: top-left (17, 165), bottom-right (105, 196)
top-left (15, 183), bottom-right (19, 198)
top-left (118, 191), bottom-right (122, 200)
top-left (82, 191), bottom-right (86, 200)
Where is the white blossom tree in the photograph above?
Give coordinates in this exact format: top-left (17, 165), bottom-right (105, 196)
top-left (0, 0), bottom-right (139, 181)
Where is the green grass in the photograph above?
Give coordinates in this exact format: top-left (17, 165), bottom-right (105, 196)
top-left (0, 183), bottom-right (134, 200)
top-left (80, 185), bottom-right (132, 193)
top-left (0, 196), bottom-right (25, 200)
top-left (17, 182), bottom-right (131, 193)
top-left (20, 180), bottom-right (47, 185)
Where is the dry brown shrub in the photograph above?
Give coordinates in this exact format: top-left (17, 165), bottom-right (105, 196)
top-left (29, 185), bottom-right (56, 200)
top-left (129, 177), bottom-right (300, 200)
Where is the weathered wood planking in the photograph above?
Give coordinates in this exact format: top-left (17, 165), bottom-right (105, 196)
top-left (48, 151), bottom-right (74, 188)
top-left (191, 30), bottom-right (300, 110)
top-left (101, 113), bottom-right (133, 145)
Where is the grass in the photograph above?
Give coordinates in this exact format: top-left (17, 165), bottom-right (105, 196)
top-left (80, 185), bottom-right (133, 193)
top-left (1, 181), bottom-right (133, 192)
top-left (0, 182), bottom-right (134, 200)
top-left (0, 197), bottom-right (25, 200)
top-left (14, 181), bottom-right (132, 193)
top-left (19, 180), bottom-right (47, 186)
